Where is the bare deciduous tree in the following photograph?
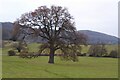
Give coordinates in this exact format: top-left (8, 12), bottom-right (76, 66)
top-left (13, 5), bottom-right (87, 64)
top-left (88, 44), bottom-right (107, 57)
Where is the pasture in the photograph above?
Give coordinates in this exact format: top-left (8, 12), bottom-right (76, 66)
top-left (2, 56), bottom-right (118, 78)
top-left (2, 41), bottom-right (119, 78)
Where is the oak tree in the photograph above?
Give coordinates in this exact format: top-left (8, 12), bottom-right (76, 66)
top-left (14, 6), bottom-right (87, 63)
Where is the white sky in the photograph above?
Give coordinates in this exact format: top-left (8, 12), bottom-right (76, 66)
top-left (0, 0), bottom-right (119, 37)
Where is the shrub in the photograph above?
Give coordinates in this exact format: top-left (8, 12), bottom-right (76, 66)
top-left (8, 50), bottom-right (16, 56)
top-left (19, 51), bottom-right (40, 59)
top-left (30, 53), bottom-right (40, 58)
top-left (109, 50), bottom-right (118, 58)
top-left (88, 44), bottom-right (107, 57)
top-left (82, 53), bottom-right (86, 56)
top-left (77, 53), bottom-right (86, 56)
top-left (19, 51), bottom-right (29, 58)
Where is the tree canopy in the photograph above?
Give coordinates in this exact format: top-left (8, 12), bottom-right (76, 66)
top-left (13, 5), bottom-right (87, 64)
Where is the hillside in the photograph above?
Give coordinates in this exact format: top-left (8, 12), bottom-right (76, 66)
top-left (1, 22), bottom-right (119, 44)
top-left (1, 22), bottom-right (14, 40)
top-left (79, 30), bottom-right (119, 44)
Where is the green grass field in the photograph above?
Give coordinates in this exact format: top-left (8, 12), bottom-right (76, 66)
top-left (2, 41), bottom-right (119, 78)
top-left (2, 56), bottom-right (118, 78)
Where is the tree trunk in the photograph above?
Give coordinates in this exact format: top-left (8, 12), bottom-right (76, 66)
top-left (17, 48), bottom-right (21, 52)
top-left (48, 47), bottom-right (55, 64)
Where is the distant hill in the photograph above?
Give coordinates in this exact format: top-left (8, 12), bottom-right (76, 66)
top-left (78, 30), bottom-right (119, 44)
top-left (1, 22), bottom-right (119, 44)
top-left (1, 22), bottom-right (14, 40)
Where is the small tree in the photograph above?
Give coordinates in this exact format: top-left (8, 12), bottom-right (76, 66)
top-left (100, 44), bottom-right (108, 57)
top-left (8, 50), bottom-right (16, 56)
top-left (13, 5), bottom-right (87, 63)
top-left (109, 50), bottom-right (118, 58)
top-left (88, 44), bottom-right (107, 57)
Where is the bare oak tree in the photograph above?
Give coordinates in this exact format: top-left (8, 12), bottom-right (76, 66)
top-left (13, 6), bottom-right (87, 64)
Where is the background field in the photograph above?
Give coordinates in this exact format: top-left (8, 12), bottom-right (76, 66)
top-left (2, 41), bottom-right (119, 55)
top-left (2, 41), bottom-right (119, 78)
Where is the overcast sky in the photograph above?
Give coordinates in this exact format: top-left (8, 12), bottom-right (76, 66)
top-left (0, 0), bottom-right (119, 37)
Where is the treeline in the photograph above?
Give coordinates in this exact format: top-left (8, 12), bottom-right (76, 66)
top-left (7, 41), bottom-right (119, 58)
top-left (80, 44), bottom-right (119, 58)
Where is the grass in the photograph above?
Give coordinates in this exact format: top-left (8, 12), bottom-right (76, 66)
top-left (27, 43), bottom-right (40, 52)
top-left (2, 56), bottom-right (118, 78)
top-left (2, 41), bottom-right (119, 78)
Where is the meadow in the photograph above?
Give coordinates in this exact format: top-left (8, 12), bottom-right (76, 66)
top-left (2, 41), bottom-right (119, 78)
top-left (2, 56), bottom-right (118, 78)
